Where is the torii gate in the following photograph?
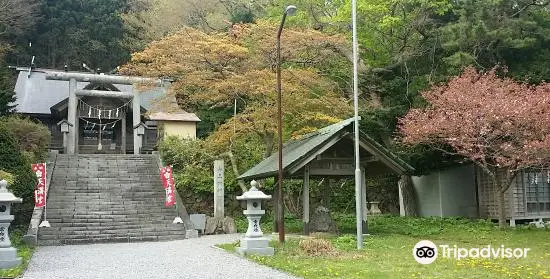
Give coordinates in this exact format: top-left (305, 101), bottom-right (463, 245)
top-left (46, 72), bottom-right (163, 155)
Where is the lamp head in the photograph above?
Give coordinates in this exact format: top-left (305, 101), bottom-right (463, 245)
top-left (285, 5), bottom-right (297, 16)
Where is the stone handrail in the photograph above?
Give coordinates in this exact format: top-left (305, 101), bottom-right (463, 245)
top-left (23, 152), bottom-right (57, 245)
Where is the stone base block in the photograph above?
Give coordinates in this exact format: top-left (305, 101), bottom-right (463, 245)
top-left (186, 229), bottom-right (199, 239)
top-left (237, 247), bottom-right (274, 256)
top-left (237, 237), bottom-right (274, 256)
top-left (241, 237), bottom-right (270, 249)
top-left (0, 247), bottom-right (21, 269)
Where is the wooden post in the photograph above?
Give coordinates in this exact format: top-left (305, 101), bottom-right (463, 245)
top-left (272, 184), bottom-right (278, 233)
top-left (121, 111), bottom-right (126, 154)
top-left (361, 167), bottom-right (368, 233)
top-left (132, 94), bottom-right (141, 155)
top-left (67, 78), bottom-right (77, 154)
top-left (62, 133), bottom-right (67, 153)
top-left (303, 166), bottom-right (310, 235)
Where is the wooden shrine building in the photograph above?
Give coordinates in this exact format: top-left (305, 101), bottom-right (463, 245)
top-left (13, 67), bottom-right (200, 154)
top-left (238, 118), bottom-right (414, 233)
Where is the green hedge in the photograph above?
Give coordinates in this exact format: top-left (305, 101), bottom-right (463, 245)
top-left (0, 124), bottom-right (36, 228)
top-left (0, 116), bottom-right (51, 163)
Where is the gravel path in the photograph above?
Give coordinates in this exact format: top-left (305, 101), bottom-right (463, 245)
top-left (21, 234), bottom-right (298, 279)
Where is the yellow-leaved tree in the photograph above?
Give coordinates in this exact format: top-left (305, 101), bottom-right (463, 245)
top-left (122, 21), bottom-right (353, 187)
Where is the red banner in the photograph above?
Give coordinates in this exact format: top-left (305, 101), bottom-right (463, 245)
top-left (31, 163), bottom-right (46, 208)
top-left (160, 166), bottom-right (176, 207)
top-left (34, 189), bottom-right (45, 207)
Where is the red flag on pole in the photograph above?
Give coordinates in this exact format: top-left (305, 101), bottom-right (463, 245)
top-left (160, 166), bottom-right (176, 207)
top-left (31, 163), bottom-right (46, 208)
top-left (34, 189), bottom-right (45, 207)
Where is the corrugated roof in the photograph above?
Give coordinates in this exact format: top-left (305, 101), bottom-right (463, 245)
top-left (238, 117), bottom-right (414, 180)
top-left (13, 69), bottom-right (165, 114)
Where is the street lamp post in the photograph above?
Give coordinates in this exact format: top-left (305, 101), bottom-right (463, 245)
top-left (276, 5), bottom-right (297, 244)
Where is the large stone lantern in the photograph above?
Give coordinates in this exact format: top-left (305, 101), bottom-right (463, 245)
top-left (0, 180), bottom-right (22, 268)
top-left (236, 180), bottom-right (274, 256)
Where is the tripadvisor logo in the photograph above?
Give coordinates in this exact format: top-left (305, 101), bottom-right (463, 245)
top-left (413, 240), bottom-right (438, 264)
top-left (412, 240), bottom-right (530, 264)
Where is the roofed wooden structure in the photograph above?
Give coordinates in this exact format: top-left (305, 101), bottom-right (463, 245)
top-left (238, 117), bottom-right (414, 234)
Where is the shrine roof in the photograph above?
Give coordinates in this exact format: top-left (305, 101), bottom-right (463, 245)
top-left (12, 68), bottom-right (165, 115)
top-left (238, 117), bottom-right (414, 180)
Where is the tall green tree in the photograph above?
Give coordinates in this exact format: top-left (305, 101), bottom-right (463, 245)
top-left (0, 56), bottom-right (15, 116)
top-left (17, 0), bottom-right (132, 71)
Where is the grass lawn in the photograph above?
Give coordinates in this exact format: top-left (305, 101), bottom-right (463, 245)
top-left (221, 215), bottom-right (550, 279)
top-left (0, 231), bottom-right (35, 278)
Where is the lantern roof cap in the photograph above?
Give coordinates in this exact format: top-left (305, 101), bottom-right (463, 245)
top-left (237, 180), bottom-right (272, 200)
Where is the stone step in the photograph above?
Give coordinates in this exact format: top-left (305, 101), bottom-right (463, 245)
top-left (39, 224), bottom-right (185, 232)
top-left (39, 234), bottom-right (186, 246)
top-left (38, 154), bottom-right (187, 245)
top-left (38, 232), bottom-right (187, 241)
top-left (44, 213), bottom-right (176, 218)
top-left (44, 218), bottom-right (177, 223)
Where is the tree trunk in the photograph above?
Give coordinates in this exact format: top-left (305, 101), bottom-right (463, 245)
top-left (222, 150), bottom-right (247, 192)
top-left (263, 133), bottom-right (275, 159)
top-left (495, 169), bottom-right (514, 229)
top-left (398, 175), bottom-right (417, 216)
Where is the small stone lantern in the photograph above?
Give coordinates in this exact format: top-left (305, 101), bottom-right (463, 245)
top-left (0, 180), bottom-right (22, 268)
top-left (236, 180), bottom-right (274, 256)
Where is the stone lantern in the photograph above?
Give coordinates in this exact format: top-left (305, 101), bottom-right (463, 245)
top-left (236, 180), bottom-right (274, 256)
top-left (0, 180), bottom-right (22, 268)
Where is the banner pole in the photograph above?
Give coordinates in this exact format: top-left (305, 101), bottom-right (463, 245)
top-left (39, 162), bottom-right (50, 227)
top-left (171, 165), bottom-right (183, 224)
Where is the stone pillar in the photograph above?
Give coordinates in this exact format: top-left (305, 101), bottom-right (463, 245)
top-left (67, 78), bottom-right (77, 154)
top-left (213, 160), bottom-right (224, 218)
top-left (121, 111), bottom-right (126, 154)
top-left (132, 94), bottom-right (141, 155)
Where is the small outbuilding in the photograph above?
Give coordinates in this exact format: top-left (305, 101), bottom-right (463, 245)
top-left (238, 117), bottom-right (414, 233)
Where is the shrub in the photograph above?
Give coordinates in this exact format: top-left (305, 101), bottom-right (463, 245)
top-left (0, 124), bottom-right (36, 227)
top-left (0, 170), bottom-right (14, 185)
top-left (298, 238), bottom-right (339, 256)
top-left (0, 116), bottom-right (51, 163)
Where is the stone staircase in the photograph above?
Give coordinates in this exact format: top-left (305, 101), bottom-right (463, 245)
top-left (38, 154), bottom-right (186, 245)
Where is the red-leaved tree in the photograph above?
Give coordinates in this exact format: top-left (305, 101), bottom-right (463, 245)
top-left (399, 66), bottom-right (550, 228)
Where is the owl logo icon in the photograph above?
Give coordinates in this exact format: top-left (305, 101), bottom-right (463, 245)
top-left (413, 240), bottom-right (438, 264)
